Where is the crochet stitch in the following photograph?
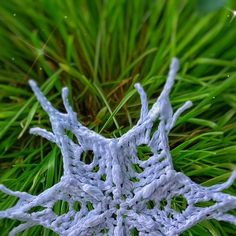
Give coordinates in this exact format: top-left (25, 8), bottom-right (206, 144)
top-left (0, 58), bottom-right (236, 236)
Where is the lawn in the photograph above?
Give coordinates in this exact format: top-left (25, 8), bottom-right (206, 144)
top-left (0, 0), bottom-right (236, 235)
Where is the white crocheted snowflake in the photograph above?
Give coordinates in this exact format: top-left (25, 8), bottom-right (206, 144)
top-left (1, 58), bottom-right (236, 236)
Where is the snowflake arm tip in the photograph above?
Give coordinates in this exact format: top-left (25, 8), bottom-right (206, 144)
top-left (29, 127), bottom-right (56, 143)
top-left (134, 83), bottom-right (148, 125)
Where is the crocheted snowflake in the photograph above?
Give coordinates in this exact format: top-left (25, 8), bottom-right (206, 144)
top-left (1, 58), bottom-right (236, 236)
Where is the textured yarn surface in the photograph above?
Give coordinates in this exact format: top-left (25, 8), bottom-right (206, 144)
top-left (1, 58), bottom-right (236, 236)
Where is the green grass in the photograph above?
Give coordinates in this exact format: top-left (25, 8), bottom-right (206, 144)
top-left (0, 0), bottom-right (236, 235)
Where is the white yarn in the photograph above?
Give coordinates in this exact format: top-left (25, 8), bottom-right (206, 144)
top-left (0, 58), bottom-right (236, 236)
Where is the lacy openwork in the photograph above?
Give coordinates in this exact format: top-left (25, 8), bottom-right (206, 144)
top-left (0, 58), bottom-right (236, 236)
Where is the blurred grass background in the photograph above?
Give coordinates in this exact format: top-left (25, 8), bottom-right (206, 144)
top-left (0, 0), bottom-right (236, 235)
